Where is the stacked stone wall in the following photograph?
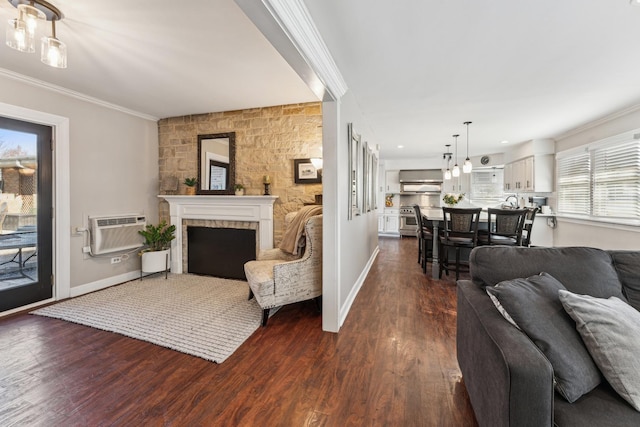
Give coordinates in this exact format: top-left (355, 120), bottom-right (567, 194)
top-left (157, 102), bottom-right (322, 244)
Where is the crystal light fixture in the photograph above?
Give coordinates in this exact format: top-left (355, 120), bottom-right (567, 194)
top-left (463, 121), bottom-right (473, 173)
top-left (452, 134), bottom-right (460, 178)
top-left (5, 0), bottom-right (67, 69)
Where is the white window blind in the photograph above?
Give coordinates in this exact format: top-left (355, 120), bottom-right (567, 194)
top-left (557, 137), bottom-right (640, 222)
top-left (557, 152), bottom-right (590, 215)
top-left (592, 141), bottom-right (640, 219)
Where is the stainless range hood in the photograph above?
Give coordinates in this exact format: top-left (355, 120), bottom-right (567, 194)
top-left (399, 169), bottom-right (443, 194)
top-left (399, 169), bottom-right (443, 183)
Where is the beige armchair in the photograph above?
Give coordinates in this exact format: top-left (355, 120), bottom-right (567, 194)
top-left (244, 214), bottom-right (322, 326)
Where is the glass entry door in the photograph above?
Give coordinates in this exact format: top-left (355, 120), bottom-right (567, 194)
top-left (0, 116), bottom-right (53, 312)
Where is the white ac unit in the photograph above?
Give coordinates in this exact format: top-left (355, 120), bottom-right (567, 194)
top-left (89, 214), bottom-right (146, 255)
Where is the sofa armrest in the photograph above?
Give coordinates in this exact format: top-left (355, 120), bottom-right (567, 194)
top-left (457, 280), bottom-right (554, 427)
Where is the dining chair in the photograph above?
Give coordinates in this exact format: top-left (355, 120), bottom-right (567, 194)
top-left (521, 207), bottom-right (537, 247)
top-left (439, 207), bottom-right (481, 280)
top-left (477, 208), bottom-right (528, 246)
top-left (413, 205), bottom-right (433, 274)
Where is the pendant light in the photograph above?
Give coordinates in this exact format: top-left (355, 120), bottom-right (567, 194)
top-left (5, 0), bottom-right (67, 69)
top-left (463, 121), bottom-right (473, 173)
top-left (443, 144), bottom-right (452, 180)
top-left (452, 134), bottom-right (460, 178)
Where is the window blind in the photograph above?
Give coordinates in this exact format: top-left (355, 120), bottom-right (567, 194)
top-left (557, 138), bottom-right (640, 222)
top-left (557, 152), bottom-right (590, 215)
top-left (592, 141), bottom-right (640, 219)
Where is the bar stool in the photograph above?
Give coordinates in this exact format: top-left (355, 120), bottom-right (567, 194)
top-left (439, 207), bottom-right (481, 280)
top-left (477, 208), bottom-right (527, 246)
top-left (413, 205), bottom-right (433, 273)
top-left (521, 207), bottom-right (537, 247)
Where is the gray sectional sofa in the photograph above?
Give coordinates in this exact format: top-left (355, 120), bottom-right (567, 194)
top-left (457, 246), bottom-right (640, 427)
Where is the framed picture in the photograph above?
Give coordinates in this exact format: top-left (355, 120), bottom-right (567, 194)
top-left (348, 123), bottom-right (362, 219)
top-left (294, 158), bottom-right (322, 184)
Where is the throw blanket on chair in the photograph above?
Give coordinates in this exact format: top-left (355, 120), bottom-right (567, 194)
top-left (279, 205), bottom-right (322, 255)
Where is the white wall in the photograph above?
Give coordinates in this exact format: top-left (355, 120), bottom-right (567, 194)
top-left (334, 91), bottom-right (379, 326)
top-left (0, 74), bottom-right (159, 291)
top-left (554, 108), bottom-right (640, 250)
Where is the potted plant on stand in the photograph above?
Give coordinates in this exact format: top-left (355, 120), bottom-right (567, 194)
top-left (138, 220), bottom-right (176, 277)
top-left (184, 177), bottom-right (197, 195)
top-left (234, 183), bottom-right (245, 196)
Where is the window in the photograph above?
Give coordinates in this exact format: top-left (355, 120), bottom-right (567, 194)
top-left (557, 132), bottom-right (640, 223)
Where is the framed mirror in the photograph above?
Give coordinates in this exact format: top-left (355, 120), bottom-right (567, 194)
top-left (197, 132), bottom-right (236, 195)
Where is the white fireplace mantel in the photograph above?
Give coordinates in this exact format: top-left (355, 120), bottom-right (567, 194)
top-left (159, 195), bottom-right (278, 273)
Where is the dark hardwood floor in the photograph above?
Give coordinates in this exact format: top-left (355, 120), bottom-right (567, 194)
top-left (0, 236), bottom-right (477, 426)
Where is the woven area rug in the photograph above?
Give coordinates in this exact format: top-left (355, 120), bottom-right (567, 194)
top-left (31, 274), bottom-right (262, 363)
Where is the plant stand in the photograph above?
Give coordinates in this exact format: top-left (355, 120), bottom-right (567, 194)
top-left (140, 249), bottom-right (170, 280)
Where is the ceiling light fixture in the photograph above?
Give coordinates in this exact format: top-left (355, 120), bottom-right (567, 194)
top-left (452, 134), bottom-right (460, 178)
top-left (463, 121), bottom-right (473, 173)
top-left (5, 0), bottom-right (66, 69)
top-left (443, 144), bottom-right (453, 180)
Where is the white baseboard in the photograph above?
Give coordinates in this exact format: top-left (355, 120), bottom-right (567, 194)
top-left (339, 246), bottom-right (380, 327)
top-left (70, 271), bottom-right (141, 298)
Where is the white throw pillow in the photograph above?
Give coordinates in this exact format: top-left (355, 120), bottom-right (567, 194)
top-left (559, 290), bottom-right (640, 412)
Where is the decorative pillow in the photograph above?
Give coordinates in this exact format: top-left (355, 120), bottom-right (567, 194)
top-left (486, 272), bottom-right (601, 403)
top-left (559, 290), bottom-right (640, 411)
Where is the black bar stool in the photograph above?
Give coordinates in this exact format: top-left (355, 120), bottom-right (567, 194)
top-left (439, 207), bottom-right (481, 280)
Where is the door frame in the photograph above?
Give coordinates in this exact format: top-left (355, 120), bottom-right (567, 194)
top-left (0, 102), bottom-right (70, 315)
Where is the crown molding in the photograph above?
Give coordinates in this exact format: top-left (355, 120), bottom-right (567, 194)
top-left (0, 68), bottom-right (159, 122)
top-left (554, 103), bottom-right (640, 141)
top-left (263, 0), bottom-right (348, 100)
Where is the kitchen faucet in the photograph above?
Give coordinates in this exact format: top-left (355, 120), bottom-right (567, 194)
top-left (505, 195), bottom-right (518, 208)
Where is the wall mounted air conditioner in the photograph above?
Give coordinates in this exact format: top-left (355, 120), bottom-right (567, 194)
top-left (89, 214), bottom-right (146, 255)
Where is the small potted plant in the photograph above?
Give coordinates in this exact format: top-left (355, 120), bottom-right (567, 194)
top-left (443, 193), bottom-right (465, 207)
top-left (184, 177), bottom-right (197, 195)
top-left (138, 220), bottom-right (176, 273)
top-left (234, 183), bottom-right (245, 196)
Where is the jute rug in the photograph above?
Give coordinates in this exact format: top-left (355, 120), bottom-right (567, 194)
top-left (31, 274), bottom-right (263, 363)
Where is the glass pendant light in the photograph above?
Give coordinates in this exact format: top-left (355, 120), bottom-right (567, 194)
top-left (6, 17), bottom-right (34, 53)
top-left (18, 3), bottom-right (45, 36)
top-left (41, 19), bottom-right (66, 68)
top-left (463, 121), bottom-right (473, 173)
top-left (443, 144), bottom-right (452, 180)
top-left (452, 134), bottom-right (460, 178)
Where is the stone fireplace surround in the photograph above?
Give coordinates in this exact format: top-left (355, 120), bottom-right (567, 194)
top-left (159, 195), bottom-right (278, 274)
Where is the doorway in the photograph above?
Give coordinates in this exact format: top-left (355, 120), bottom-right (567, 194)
top-left (0, 116), bottom-right (53, 312)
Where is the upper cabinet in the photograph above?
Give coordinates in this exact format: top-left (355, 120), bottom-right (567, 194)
top-left (504, 155), bottom-right (553, 193)
top-left (385, 170), bottom-right (401, 193)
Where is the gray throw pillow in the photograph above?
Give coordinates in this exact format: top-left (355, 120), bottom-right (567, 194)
top-left (487, 272), bottom-right (601, 402)
top-left (559, 290), bottom-right (640, 411)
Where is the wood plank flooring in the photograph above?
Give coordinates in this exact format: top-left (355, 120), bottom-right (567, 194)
top-left (0, 236), bottom-right (477, 426)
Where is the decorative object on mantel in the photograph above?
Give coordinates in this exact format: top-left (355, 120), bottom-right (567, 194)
top-left (160, 176), bottom-right (179, 195)
top-left (138, 220), bottom-right (175, 278)
top-left (443, 193), bottom-right (465, 207)
top-left (294, 158), bottom-right (322, 184)
top-left (183, 177), bottom-right (197, 195)
top-left (5, 0), bottom-right (67, 68)
top-left (263, 175), bottom-right (271, 195)
top-left (234, 183), bottom-right (244, 196)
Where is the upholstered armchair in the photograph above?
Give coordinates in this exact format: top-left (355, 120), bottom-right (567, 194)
top-left (244, 214), bottom-right (322, 326)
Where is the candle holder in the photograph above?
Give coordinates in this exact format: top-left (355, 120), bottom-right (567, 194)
top-left (263, 183), bottom-right (271, 195)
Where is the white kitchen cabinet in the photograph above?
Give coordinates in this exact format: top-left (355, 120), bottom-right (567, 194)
top-left (503, 163), bottom-right (513, 192)
top-left (385, 170), bottom-right (400, 193)
top-left (504, 155), bottom-right (553, 193)
top-left (379, 210), bottom-right (399, 235)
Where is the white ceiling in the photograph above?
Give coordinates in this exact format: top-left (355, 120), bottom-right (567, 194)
top-left (1, 0), bottom-right (640, 161)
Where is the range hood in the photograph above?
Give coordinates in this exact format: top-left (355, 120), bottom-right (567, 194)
top-left (399, 169), bottom-right (443, 183)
